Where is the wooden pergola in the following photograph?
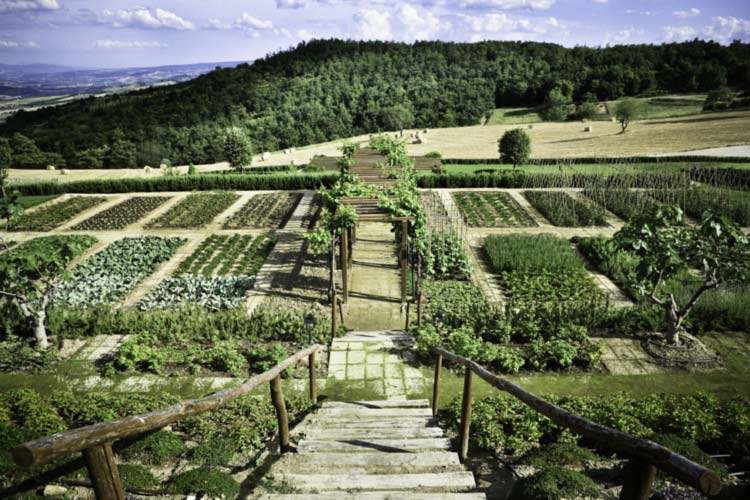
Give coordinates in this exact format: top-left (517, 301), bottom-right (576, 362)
top-left (328, 197), bottom-right (416, 335)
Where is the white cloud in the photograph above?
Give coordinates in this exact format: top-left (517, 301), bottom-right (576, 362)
top-left (705, 16), bottom-right (750, 43)
top-left (674, 8), bottom-right (700, 19)
top-left (205, 13), bottom-right (278, 38)
top-left (354, 8), bottom-right (392, 39)
top-left (461, 12), bottom-right (562, 41)
top-left (607, 26), bottom-right (644, 44)
top-left (0, 0), bottom-right (58, 13)
top-left (95, 39), bottom-right (167, 49)
top-left (234, 13), bottom-right (274, 31)
top-left (461, 0), bottom-right (554, 10)
top-left (97, 8), bottom-right (195, 31)
top-left (205, 18), bottom-right (232, 30)
top-left (396, 4), bottom-right (444, 40)
top-left (625, 10), bottom-right (651, 16)
top-left (277, 0), bottom-right (308, 8)
top-left (0, 38), bottom-right (39, 48)
top-left (663, 25), bottom-right (698, 42)
top-left (592, 0), bottom-right (608, 4)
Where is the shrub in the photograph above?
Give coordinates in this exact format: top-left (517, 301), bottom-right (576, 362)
top-left (512, 466), bottom-right (601, 500)
top-left (224, 127), bottom-right (253, 169)
top-left (520, 442), bottom-right (596, 468)
top-left (167, 468), bottom-right (240, 498)
top-left (117, 464), bottom-right (159, 489)
top-left (613, 97), bottom-right (642, 132)
top-left (121, 430), bottom-right (185, 465)
top-left (247, 344), bottom-right (289, 374)
top-left (498, 128), bottom-right (531, 167)
top-left (652, 434), bottom-right (728, 478)
top-left (189, 437), bottom-right (236, 466)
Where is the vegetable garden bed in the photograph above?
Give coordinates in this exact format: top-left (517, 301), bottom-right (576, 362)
top-left (223, 192), bottom-right (301, 229)
top-left (8, 196), bottom-right (106, 231)
top-left (72, 196), bottom-right (172, 230)
top-left (581, 188), bottom-right (656, 222)
top-left (175, 233), bottom-right (276, 277)
top-left (452, 191), bottom-right (536, 227)
top-left (146, 191), bottom-right (239, 229)
top-left (524, 191), bottom-right (606, 226)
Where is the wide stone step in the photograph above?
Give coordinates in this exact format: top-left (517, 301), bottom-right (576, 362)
top-left (297, 437), bottom-right (451, 453)
top-left (322, 399), bottom-right (428, 409)
top-left (273, 451), bottom-right (463, 474)
top-left (305, 417), bottom-right (437, 429)
top-left (269, 472), bottom-right (477, 493)
top-left (257, 494), bottom-right (486, 500)
top-left (314, 407), bottom-right (432, 418)
top-left (302, 427), bottom-right (444, 440)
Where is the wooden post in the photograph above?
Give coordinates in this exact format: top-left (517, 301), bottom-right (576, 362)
top-left (620, 460), bottom-right (656, 500)
top-left (308, 351), bottom-right (317, 404)
top-left (417, 291), bottom-right (423, 326)
top-left (270, 375), bottom-right (290, 452)
top-left (432, 353), bottom-right (442, 417)
top-left (458, 367), bottom-right (474, 462)
top-left (331, 238), bottom-right (338, 338)
top-left (405, 301), bottom-right (411, 330)
top-left (341, 228), bottom-right (349, 302)
top-left (347, 227), bottom-right (353, 269)
top-left (82, 443), bottom-right (124, 500)
top-left (400, 220), bottom-right (408, 306)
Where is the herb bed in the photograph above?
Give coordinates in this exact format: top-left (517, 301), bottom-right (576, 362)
top-left (453, 191), bottom-right (536, 227)
top-left (224, 192), bottom-right (301, 229)
top-left (9, 196), bottom-right (106, 231)
top-left (146, 191), bottom-right (239, 229)
top-left (72, 196), bottom-right (172, 230)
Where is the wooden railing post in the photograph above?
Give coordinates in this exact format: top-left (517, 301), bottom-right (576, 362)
top-left (458, 366), bottom-right (473, 462)
top-left (270, 375), bottom-right (290, 452)
top-left (341, 228), bottom-right (349, 302)
top-left (308, 351), bottom-right (317, 404)
top-left (400, 220), bottom-right (408, 306)
top-left (330, 237), bottom-right (338, 338)
top-left (82, 442), bottom-right (124, 500)
top-left (620, 460), bottom-right (657, 500)
top-left (432, 353), bottom-right (442, 417)
top-left (417, 291), bottom-right (423, 326)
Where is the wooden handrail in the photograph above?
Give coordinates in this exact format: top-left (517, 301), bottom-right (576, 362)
top-left (13, 344), bottom-right (323, 469)
top-left (433, 347), bottom-right (722, 498)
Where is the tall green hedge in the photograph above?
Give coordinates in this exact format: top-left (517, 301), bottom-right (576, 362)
top-left (443, 155), bottom-right (750, 165)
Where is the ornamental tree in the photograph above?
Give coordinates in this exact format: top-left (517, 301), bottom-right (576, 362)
top-left (498, 128), bottom-right (531, 168)
top-left (613, 97), bottom-right (642, 132)
top-left (224, 127), bottom-right (253, 170)
top-left (614, 205), bottom-right (750, 344)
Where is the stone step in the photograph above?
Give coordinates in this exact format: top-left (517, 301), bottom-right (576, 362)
top-left (272, 451), bottom-right (463, 474)
top-left (257, 494), bottom-right (486, 500)
top-left (321, 399), bottom-right (429, 409)
top-left (302, 427), bottom-right (444, 440)
top-left (268, 472), bottom-right (477, 493)
top-left (314, 407), bottom-right (432, 418)
top-left (297, 438), bottom-right (451, 453)
top-left (305, 417), bottom-right (436, 429)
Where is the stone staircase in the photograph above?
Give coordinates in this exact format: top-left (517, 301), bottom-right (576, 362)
top-left (254, 399), bottom-right (485, 499)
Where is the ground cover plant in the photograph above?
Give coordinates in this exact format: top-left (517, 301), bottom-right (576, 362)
top-left (175, 233), bottom-right (276, 277)
top-left (0, 386), bottom-right (314, 496)
top-left (224, 192), bottom-right (301, 229)
top-left (8, 196), bottom-right (106, 231)
top-left (453, 191), bottom-right (536, 227)
top-left (72, 196), bottom-right (171, 230)
top-left (52, 236), bottom-right (185, 308)
top-left (146, 191), bottom-right (239, 229)
top-left (523, 191), bottom-right (606, 226)
top-left (138, 275), bottom-right (255, 311)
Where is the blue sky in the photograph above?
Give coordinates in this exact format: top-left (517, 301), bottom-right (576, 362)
top-left (0, 1), bottom-right (749, 68)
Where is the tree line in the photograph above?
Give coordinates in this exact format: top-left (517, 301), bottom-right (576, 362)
top-left (1, 38), bottom-right (748, 168)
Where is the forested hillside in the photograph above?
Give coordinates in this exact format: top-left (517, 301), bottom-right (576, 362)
top-left (2, 39), bottom-right (749, 168)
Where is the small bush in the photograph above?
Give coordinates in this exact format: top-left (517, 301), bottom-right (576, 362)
top-left (167, 468), bottom-right (240, 499)
top-left (189, 437), bottom-right (236, 466)
top-left (652, 434), bottom-right (728, 479)
top-left (520, 442), bottom-right (597, 469)
top-left (512, 466), bottom-right (601, 500)
top-left (117, 463), bottom-right (159, 489)
top-left (121, 430), bottom-right (185, 465)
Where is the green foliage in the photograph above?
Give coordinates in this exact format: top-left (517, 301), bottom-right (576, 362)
top-left (105, 138), bottom-right (137, 168)
top-left (72, 196), bottom-right (171, 230)
top-left (166, 468), bottom-right (240, 498)
top-left (453, 191), bottom-right (536, 227)
top-left (138, 275), bottom-right (256, 311)
top-left (122, 430), bottom-right (185, 465)
top-left (247, 343), bottom-right (289, 374)
top-left (224, 127), bottom-right (253, 169)
top-left (117, 464), bottom-right (159, 490)
top-left (8, 196), bottom-right (106, 231)
top-left (484, 234), bottom-right (585, 274)
top-left (175, 233), bottom-right (276, 277)
top-left (540, 84), bottom-right (572, 122)
top-left (224, 192), bottom-right (301, 229)
top-left (0, 335), bottom-right (57, 372)
top-left (519, 442), bottom-right (596, 468)
top-left (703, 87), bottom-right (735, 111)
top-left (498, 128), bottom-right (531, 167)
top-left (422, 231), bottom-right (473, 280)
top-left (512, 466), bottom-right (601, 500)
top-left (189, 436), bottom-right (236, 466)
top-left (524, 191), bottom-right (606, 226)
top-left (652, 434), bottom-right (729, 478)
top-left (147, 191), bottom-right (239, 228)
top-left (53, 236), bottom-right (185, 308)
top-left (613, 97), bottom-right (642, 131)
top-left (0, 389), bottom-right (66, 436)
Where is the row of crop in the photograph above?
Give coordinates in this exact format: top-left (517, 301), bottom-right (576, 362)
top-left (452, 191), bottom-right (536, 227)
top-left (175, 233), bottom-right (276, 278)
top-left (52, 236), bottom-right (185, 308)
top-left (224, 192), bottom-right (301, 229)
top-left (443, 155), bottom-right (750, 165)
top-left (689, 166), bottom-right (750, 190)
top-left (14, 172), bottom-right (338, 196)
top-left (146, 191), bottom-right (239, 229)
top-left (524, 191), bottom-right (607, 226)
top-left (0, 384), bottom-right (314, 498)
top-left (417, 171), bottom-right (691, 189)
top-left (655, 186), bottom-right (750, 227)
top-left (72, 196), bottom-right (171, 230)
top-left (8, 196), bottom-right (106, 231)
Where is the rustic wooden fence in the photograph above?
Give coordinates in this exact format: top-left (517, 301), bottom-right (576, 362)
top-left (431, 347), bottom-right (723, 500)
top-left (9, 344), bottom-right (323, 499)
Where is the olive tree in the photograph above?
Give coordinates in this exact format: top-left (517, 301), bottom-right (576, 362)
top-left (224, 127), bottom-right (253, 170)
top-left (613, 97), bottom-right (642, 132)
top-left (614, 205), bottom-right (750, 344)
top-left (498, 128), bottom-right (531, 168)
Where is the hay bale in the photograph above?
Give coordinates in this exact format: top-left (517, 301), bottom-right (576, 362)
top-left (46, 165), bottom-right (56, 171)
top-left (611, 117), bottom-right (617, 123)
top-left (528, 124), bottom-right (534, 129)
top-left (261, 152), bottom-right (272, 161)
top-left (290, 147), bottom-right (296, 153)
top-left (144, 166), bottom-right (152, 173)
top-left (60, 169), bottom-right (70, 176)
top-left (291, 159), bottom-right (303, 166)
top-left (159, 163), bottom-right (168, 170)
top-left (584, 126), bottom-right (593, 132)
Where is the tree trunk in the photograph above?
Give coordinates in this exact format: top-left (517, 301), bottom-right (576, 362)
top-left (663, 300), bottom-right (682, 345)
top-left (32, 311), bottom-right (49, 350)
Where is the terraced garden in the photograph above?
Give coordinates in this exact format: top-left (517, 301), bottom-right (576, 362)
top-left (224, 192), bottom-right (301, 229)
top-left (146, 191), bottom-right (239, 229)
top-left (453, 191), bottom-right (536, 227)
top-left (72, 196), bottom-right (171, 230)
top-left (8, 196), bottom-right (106, 231)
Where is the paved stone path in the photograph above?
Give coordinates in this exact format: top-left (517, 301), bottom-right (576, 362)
top-left (327, 331), bottom-right (425, 400)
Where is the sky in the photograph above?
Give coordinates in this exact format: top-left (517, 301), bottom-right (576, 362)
top-left (0, 1), bottom-right (749, 68)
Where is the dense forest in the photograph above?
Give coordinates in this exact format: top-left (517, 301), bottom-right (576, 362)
top-left (2, 39), bottom-right (749, 168)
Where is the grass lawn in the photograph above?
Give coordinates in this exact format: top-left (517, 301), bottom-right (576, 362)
top-left (426, 331), bottom-right (750, 409)
top-left (604, 94), bottom-right (707, 120)
top-left (17, 194), bottom-right (59, 209)
top-left (486, 105), bottom-right (545, 125)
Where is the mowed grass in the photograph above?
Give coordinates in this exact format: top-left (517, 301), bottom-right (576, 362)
top-left (17, 194), bottom-right (58, 209)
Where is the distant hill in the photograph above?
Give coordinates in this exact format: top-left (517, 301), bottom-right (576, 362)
top-left (1, 39), bottom-right (748, 168)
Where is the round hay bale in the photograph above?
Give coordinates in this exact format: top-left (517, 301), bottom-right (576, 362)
top-left (527, 124), bottom-right (534, 129)
top-left (290, 147), bottom-right (296, 153)
top-left (46, 165), bottom-right (56, 171)
top-left (60, 169), bottom-right (70, 176)
top-left (584, 126), bottom-right (593, 132)
top-left (423, 129), bottom-right (428, 133)
top-left (291, 159), bottom-right (302, 166)
top-left (611, 117), bottom-right (617, 123)
top-left (144, 166), bottom-right (152, 173)
top-left (159, 163), bottom-right (168, 170)
top-left (261, 152), bottom-right (272, 161)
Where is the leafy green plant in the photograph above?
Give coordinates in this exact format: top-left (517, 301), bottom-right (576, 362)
top-left (167, 468), bottom-right (240, 498)
top-left (512, 466), bottom-right (601, 500)
top-left (122, 430), bottom-right (185, 465)
top-left (9, 196), bottom-right (106, 231)
top-left (453, 191), bottom-right (536, 227)
top-left (117, 464), bottom-right (159, 490)
top-left (224, 192), bottom-right (301, 228)
top-left (138, 275), bottom-right (255, 311)
top-left (484, 234), bottom-right (585, 274)
top-left (72, 196), bottom-right (171, 230)
top-left (524, 191), bottom-right (606, 226)
top-left (147, 191), bottom-right (239, 228)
